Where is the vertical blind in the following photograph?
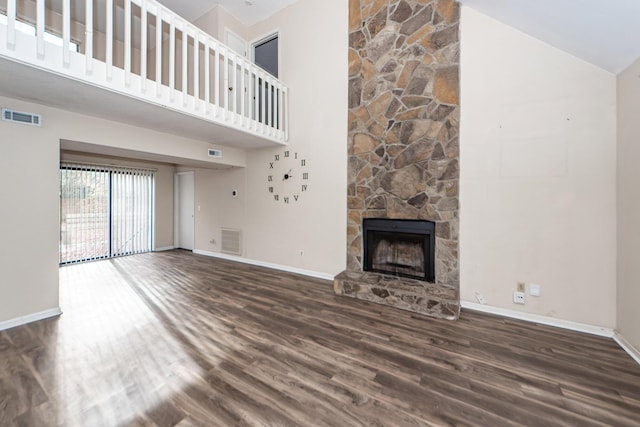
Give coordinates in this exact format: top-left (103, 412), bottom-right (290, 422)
top-left (60, 163), bottom-right (155, 264)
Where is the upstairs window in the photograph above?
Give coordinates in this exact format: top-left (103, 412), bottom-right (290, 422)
top-left (253, 33), bottom-right (278, 78)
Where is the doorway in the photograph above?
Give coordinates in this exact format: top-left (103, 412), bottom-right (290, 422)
top-left (59, 164), bottom-right (155, 264)
top-left (175, 172), bottom-right (195, 250)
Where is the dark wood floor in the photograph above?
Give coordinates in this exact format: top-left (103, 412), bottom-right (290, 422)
top-left (1, 251), bottom-right (639, 426)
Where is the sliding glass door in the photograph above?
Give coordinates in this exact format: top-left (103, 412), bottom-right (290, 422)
top-left (111, 169), bottom-right (154, 257)
top-left (59, 167), bottom-right (110, 263)
top-left (60, 164), bottom-right (154, 264)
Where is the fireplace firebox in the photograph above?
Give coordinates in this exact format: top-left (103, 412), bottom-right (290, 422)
top-left (363, 219), bottom-right (435, 282)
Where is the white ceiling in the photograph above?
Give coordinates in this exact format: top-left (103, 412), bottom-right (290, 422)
top-left (460, 0), bottom-right (640, 74)
top-left (156, 0), bottom-right (299, 25)
top-left (157, 0), bottom-right (640, 74)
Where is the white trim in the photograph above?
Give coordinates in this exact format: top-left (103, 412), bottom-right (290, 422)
top-left (250, 29), bottom-right (279, 76)
top-left (174, 173), bottom-right (179, 249)
top-left (250, 29), bottom-right (279, 60)
top-left (0, 307), bottom-right (62, 331)
top-left (460, 301), bottom-right (614, 337)
top-left (614, 332), bottom-right (640, 365)
top-left (154, 246), bottom-right (175, 252)
top-left (174, 171), bottom-right (195, 250)
top-left (193, 249), bottom-right (335, 281)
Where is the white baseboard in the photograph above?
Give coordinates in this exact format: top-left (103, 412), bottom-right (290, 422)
top-left (460, 300), bottom-right (614, 337)
top-left (0, 307), bottom-right (63, 332)
top-left (154, 246), bottom-right (175, 252)
top-left (614, 332), bottom-right (640, 365)
top-left (193, 249), bottom-right (335, 281)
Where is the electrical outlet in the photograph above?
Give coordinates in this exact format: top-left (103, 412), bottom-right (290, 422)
top-left (517, 282), bottom-right (525, 293)
top-left (530, 283), bottom-right (541, 297)
top-left (513, 291), bottom-right (525, 304)
top-left (475, 292), bottom-right (486, 305)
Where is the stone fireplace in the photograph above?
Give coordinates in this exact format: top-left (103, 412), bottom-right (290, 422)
top-left (334, 0), bottom-right (460, 319)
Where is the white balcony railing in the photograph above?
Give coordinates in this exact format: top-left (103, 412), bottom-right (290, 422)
top-left (0, 0), bottom-right (288, 143)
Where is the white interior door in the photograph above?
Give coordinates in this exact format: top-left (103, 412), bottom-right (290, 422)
top-left (225, 29), bottom-right (248, 57)
top-left (176, 172), bottom-right (194, 250)
top-left (225, 29), bottom-right (248, 114)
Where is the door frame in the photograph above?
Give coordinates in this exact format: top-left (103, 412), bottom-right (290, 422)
top-left (174, 171), bottom-right (195, 250)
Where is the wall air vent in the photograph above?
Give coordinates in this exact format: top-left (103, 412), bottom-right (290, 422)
top-left (2, 108), bottom-right (42, 126)
top-left (208, 148), bottom-right (222, 158)
top-left (221, 228), bottom-right (242, 255)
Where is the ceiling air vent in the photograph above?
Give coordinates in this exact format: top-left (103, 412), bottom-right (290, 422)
top-left (2, 108), bottom-right (42, 126)
top-left (208, 148), bottom-right (222, 158)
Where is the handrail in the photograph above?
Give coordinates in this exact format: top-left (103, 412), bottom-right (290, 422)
top-left (0, 0), bottom-right (289, 144)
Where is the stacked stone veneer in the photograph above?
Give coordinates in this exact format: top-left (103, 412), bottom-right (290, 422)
top-left (334, 0), bottom-right (460, 320)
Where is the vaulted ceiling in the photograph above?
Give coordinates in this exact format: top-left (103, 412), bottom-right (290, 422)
top-left (155, 0), bottom-right (640, 74)
top-left (156, 0), bottom-right (298, 25)
top-left (459, 0), bottom-right (640, 74)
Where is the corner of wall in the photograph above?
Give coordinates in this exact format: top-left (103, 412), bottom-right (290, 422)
top-left (615, 56), bottom-right (640, 352)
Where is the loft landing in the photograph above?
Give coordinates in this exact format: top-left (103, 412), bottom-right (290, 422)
top-left (0, 0), bottom-right (289, 149)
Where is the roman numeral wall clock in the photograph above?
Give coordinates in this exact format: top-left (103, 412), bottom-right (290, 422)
top-left (267, 150), bottom-right (308, 204)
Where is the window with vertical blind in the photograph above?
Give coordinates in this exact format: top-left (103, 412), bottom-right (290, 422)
top-left (59, 163), bottom-right (155, 264)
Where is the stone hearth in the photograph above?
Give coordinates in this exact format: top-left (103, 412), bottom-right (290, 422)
top-left (334, 0), bottom-right (460, 319)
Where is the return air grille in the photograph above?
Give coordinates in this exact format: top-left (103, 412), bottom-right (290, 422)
top-left (221, 228), bottom-right (241, 255)
top-left (208, 148), bottom-right (222, 158)
top-left (2, 108), bottom-right (42, 126)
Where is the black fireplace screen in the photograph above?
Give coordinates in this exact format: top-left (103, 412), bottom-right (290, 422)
top-left (363, 219), bottom-right (435, 282)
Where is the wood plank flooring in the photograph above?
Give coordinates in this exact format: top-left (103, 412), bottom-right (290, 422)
top-left (1, 250), bottom-right (639, 426)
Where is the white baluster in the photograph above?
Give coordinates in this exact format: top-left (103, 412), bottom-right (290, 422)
top-left (214, 48), bottom-right (220, 114)
top-left (224, 52), bottom-right (229, 119)
top-left (155, 11), bottom-right (162, 97)
top-left (194, 32), bottom-right (200, 111)
top-left (106, 0), bottom-right (113, 80)
top-left (85, 0), bottom-right (93, 75)
top-left (169, 16), bottom-right (175, 101)
top-left (249, 68), bottom-right (255, 130)
top-left (182, 23), bottom-right (188, 106)
top-left (141, 0), bottom-right (147, 92)
top-left (63, 0), bottom-right (70, 66)
top-left (36, 0), bottom-right (45, 58)
top-left (124, 0), bottom-right (131, 86)
top-left (240, 63), bottom-right (246, 126)
top-left (276, 84), bottom-right (282, 133)
top-left (204, 38), bottom-right (210, 114)
top-left (266, 79), bottom-right (271, 135)
top-left (284, 87), bottom-right (289, 141)
top-left (261, 72), bottom-right (266, 131)
top-left (7, 0), bottom-right (16, 49)
top-left (230, 54), bottom-right (236, 120)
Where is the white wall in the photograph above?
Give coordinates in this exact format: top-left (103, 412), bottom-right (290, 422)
top-left (178, 166), bottom-right (247, 254)
top-left (188, 0), bottom-right (348, 277)
top-left (617, 57), bottom-right (640, 350)
top-left (0, 103), bottom-right (60, 323)
top-left (243, 0), bottom-right (347, 276)
top-left (460, 7), bottom-right (618, 327)
top-left (193, 5), bottom-right (250, 46)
